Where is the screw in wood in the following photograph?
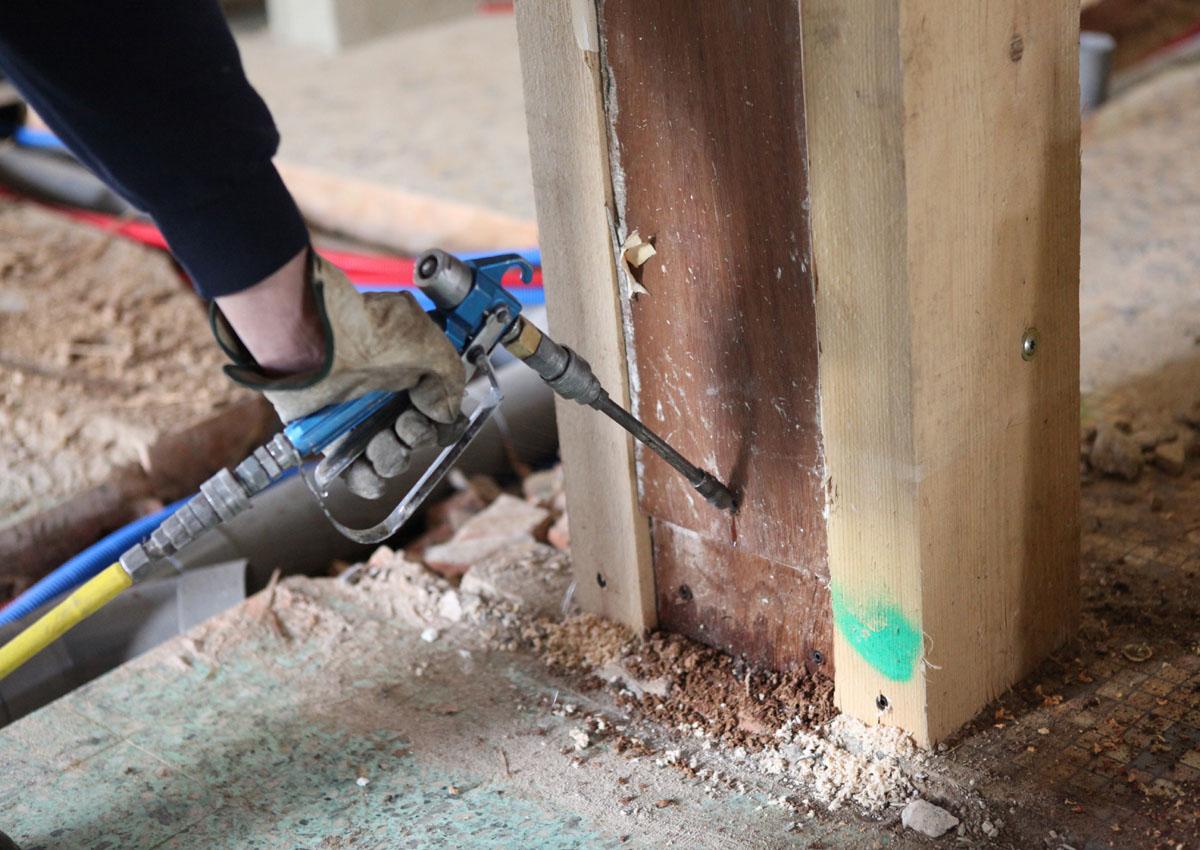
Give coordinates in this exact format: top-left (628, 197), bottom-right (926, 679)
top-left (1021, 327), bottom-right (1040, 361)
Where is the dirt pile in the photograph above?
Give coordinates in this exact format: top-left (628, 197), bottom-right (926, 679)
top-left (615, 631), bottom-right (835, 748)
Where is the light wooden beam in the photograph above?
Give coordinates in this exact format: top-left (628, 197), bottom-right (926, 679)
top-left (804, 0), bottom-right (1081, 743)
top-left (514, 0), bottom-right (655, 632)
top-left (516, 0), bottom-right (1080, 744)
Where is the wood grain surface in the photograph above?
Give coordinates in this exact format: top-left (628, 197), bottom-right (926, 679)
top-left (598, 0), bottom-right (829, 668)
top-left (515, 0), bottom-right (656, 632)
top-left (804, 0), bottom-right (1081, 743)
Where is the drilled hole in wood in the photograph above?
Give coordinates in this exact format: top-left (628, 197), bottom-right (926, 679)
top-left (810, 650), bottom-right (825, 666)
top-left (876, 693), bottom-right (889, 711)
top-left (677, 584), bottom-right (693, 601)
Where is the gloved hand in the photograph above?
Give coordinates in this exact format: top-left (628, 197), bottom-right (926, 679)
top-left (213, 252), bottom-right (466, 498)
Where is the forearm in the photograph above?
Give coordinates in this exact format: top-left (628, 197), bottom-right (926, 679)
top-left (0, 0), bottom-right (309, 298)
top-left (215, 248), bottom-right (325, 376)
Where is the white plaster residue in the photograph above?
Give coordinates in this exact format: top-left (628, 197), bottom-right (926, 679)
top-left (597, 11), bottom-right (643, 429)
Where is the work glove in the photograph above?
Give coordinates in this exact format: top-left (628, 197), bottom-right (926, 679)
top-left (212, 252), bottom-right (466, 499)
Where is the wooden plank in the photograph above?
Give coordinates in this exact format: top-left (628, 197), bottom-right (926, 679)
top-left (514, 0), bottom-right (655, 631)
top-left (276, 162), bottom-right (539, 256)
top-left (653, 521), bottom-right (832, 675)
top-left (597, 0), bottom-right (829, 668)
top-left (804, 0), bottom-right (1081, 743)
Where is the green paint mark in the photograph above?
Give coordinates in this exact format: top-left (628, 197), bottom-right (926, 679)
top-left (831, 586), bottom-right (922, 682)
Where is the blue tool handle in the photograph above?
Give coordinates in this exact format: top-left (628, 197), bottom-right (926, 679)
top-left (283, 390), bottom-right (397, 456)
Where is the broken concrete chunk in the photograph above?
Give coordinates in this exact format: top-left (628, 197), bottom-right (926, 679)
top-left (568, 728), bottom-right (591, 751)
top-left (901, 799), bottom-right (959, 838)
top-left (460, 542), bottom-right (572, 618)
top-left (455, 494), bottom-right (552, 544)
top-left (522, 465), bottom-right (563, 507)
top-left (1153, 439), bottom-right (1186, 476)
top-left (437, 590), bottom-right (463, 622)
top-left (1089, 426), bottom-right (1143, 480)
top-left (423, 535), bottom-right (537, 579)
top-left (548, 513), bottom-right (570, 551)
top-left (1131, 427), bottom-right (1177, 450)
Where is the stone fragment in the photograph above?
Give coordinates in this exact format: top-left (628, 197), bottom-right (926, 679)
top-left (460, 543), bottom-right (572, 618)
top-left (522, 465), bottom-right (564, 507)
top-left (422, 494), bottom-right (553, 577)
top-left (1131, 427), bottom-right (1177, 450)
top-left (1153, 440), bottom-right (1186, 476)
top-left (901, 799), bottom-right (960, 838)
top-left (548, 513), bottom-right (570, 551)
top-left (455, 494), bottom-right (552, 544)
top-left (423, 536), bottom-right (537, 579)
top-left (1089, 426), bottom-right (1143, 481)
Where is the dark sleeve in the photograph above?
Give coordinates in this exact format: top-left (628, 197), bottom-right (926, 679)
top-left (0, 0), bottom-right (310, 298)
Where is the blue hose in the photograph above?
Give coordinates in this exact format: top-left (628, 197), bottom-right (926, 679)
top-left (13, 126), bottom-right (70, 153)
top-left (0, 497), bottom-right (188, 626)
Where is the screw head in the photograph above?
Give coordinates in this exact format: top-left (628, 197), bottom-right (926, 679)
top-left (1021, 327), bottom-right (1040, 361)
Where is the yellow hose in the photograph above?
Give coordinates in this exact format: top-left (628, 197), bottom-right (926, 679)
top-left (0, 563), bottom-right (131, 681)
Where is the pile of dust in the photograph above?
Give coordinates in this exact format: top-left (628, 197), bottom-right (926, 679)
top-left (174, 572), bottom-right (360, 670)
top-left (613, 631), bottom-right (835, 748)
top-left (521, 613), bottom-right (637, 671)
top-left (750, 716), bottom-right (918, 812)
top-left (515, 613), bottom-right (914, 816)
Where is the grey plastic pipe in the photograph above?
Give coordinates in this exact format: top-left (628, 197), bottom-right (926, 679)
top-left (1080, 31), bottom-right (1117, 111)
top-left (0, 315), bottom-right (557, 723)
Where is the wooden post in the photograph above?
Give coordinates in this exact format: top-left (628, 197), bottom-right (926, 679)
top-left (514, 0), bottom-right (656, 632)
top-left (516, 0), bottom-right (1080, 744)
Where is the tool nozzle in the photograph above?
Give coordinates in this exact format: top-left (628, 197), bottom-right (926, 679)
top-left (695, 472), bottom-right (738, 513)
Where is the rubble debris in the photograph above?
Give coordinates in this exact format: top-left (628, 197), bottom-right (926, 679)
top-left (459, 543), bottom-right (572, 618)
top-left (522, 466), bottom-right (563, 507)
top-left (1088, 426), bottom-right (1143, 480)
top-left (525, 614), bottom-right (637, 671)
top-left (547, 513), bottom-right (570, 551)
top-left (456, 494), bottom-right (553, 543)
top-left (424, 536), bottom-right (537, 579)
top-left (568, 728), bottom-right (591, 751)
top-left (615, 631), bottom-right (836, 748)
top-left (901, 798), bottom-right (960, 838)
top-left (1152, 439), bottom-right (1186, 475)
top-left (423, 493), bottom-right (552, 577)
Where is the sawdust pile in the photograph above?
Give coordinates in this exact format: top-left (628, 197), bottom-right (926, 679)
top-left (522, 613), bottom-right (636, 671)
top-left (614, 631), bottom-right (836, 747)
top-left (0, 199), bottom-right (246, 519)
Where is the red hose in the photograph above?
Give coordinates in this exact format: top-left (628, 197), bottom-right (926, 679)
top-left (16, 195), bottom-right (541, 288)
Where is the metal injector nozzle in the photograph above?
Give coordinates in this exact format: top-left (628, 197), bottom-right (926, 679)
top-left (502, 313), bottom-right (736, 513)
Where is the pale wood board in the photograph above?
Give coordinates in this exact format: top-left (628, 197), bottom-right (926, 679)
top-left (276, 162), bottom-right (538, 256)
top-left (514, 0), bottom-right (655, 632)
top-left (805, 0), bottom-right (1081, 743)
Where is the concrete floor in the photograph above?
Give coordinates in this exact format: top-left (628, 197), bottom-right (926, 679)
top-left (0, 576), bottom-right (912, 850)
top-left (235, 10), bottom-right (536, 223)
